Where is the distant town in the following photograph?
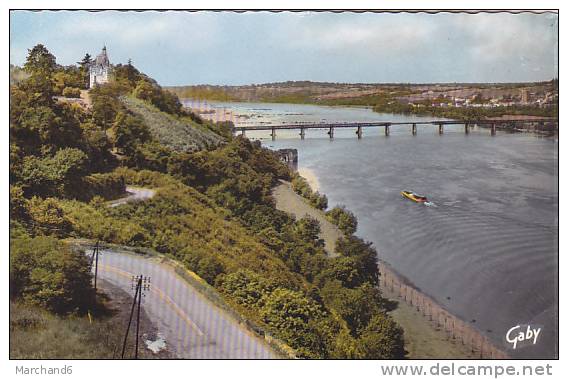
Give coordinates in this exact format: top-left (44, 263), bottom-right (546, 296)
top-left (168, 80), bottom-right (557, 111)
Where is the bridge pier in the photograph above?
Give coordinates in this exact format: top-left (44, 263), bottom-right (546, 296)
top-left (300, 127), bottom-right (305, 140)
top-left (385, 124), bottom-right (390, 136)
top-left (356, 126), bottom-right (362, 139)
top-left (465, 123), bottom-right (469, 134)
top-left (491, 123), bottom-right (496, 136)
top-left (412, 123), bottom-right (417, 135)
top-left (328, 126), bottom-right (334, 139)
top-left (438, 123), bottom-right (444, 135)
top-left (271, 127), bottom-right (276, 141)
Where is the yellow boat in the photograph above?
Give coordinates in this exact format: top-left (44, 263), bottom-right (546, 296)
top-left (401, 190), bottom-right (428, 203)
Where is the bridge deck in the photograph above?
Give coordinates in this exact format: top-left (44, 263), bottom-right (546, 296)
top-left (235, 118), bottom-right (556, 131)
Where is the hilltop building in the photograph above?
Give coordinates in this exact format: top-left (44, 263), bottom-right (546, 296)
top-left (89, 46), bottom-right (111, 88)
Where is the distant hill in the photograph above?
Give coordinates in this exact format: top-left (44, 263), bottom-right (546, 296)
top-left (166, 80), bottom-right (558, 107)
top-left (121, 96), bottom-right (225, 152)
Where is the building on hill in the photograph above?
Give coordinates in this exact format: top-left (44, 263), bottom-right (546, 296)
top-left (89, 46), bottom-right (111, 88)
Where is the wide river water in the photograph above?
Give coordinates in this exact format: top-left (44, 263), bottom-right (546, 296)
top-left (183, 100), bottom-right (559, 358)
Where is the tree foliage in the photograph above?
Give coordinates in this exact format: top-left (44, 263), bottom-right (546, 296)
top-left (327, 205), bottom-right (358, 235)
top-left (9, 44), bottom-right (405, 359)
top-left (10, 236), bottom-right (94, 314)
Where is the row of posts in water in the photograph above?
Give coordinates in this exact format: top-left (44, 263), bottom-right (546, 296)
top-left (378, 262), bottom-right (510, 359)
top-left (241, 123), bottom-right (498, 140)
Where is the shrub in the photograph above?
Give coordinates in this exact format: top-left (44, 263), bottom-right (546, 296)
top-left (26, 197), bottom-right (72, 237)
top-left (216, 270), bottom-right (277, 308)
top-left (10, 185), bottom-right (28, 220)
top-left (195, 255), bottom-right (225, 284)
top-left (356, 313), bottom-right (405, 359)
top-left (291, 175), bottom-right (328, 210)
top-left (62, 87), bottom-right (81, 98)
top-left (10, 236), bottom-right (94, 314)
top-left (326, 205), bottom-right (358, 235)
top-left (81, 172), bottom-right (125, 201)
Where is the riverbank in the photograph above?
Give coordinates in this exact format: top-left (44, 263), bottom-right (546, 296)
top-left (297, 167), bottom-right (320, 192)
top-left (271, 179), bottom-right (480, 358)
top-left (273, 180), bottom-right (338, 256)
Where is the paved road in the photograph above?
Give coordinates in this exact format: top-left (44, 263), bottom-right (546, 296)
top-left (94, 249), bottom-right (278, 358)
top-left (108, 186), bottom-right (156, 208)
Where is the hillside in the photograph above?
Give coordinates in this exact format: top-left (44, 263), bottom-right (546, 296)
top-left (121, 96), bottom-right (224, 152)
top-left (10, 44), bottom-right (405, 359)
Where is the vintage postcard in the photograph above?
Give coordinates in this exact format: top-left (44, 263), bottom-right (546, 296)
top-left (6, 5), bottom-right (560, 377)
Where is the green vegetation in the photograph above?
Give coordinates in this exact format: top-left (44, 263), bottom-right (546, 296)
top-left (372, 98), bottom-right (559, 121)
top-left (291, 174), bottom-right (328, 210)
top-left (62, 87), bottom-right (81, 98)
top-left (10, 235), bottom-right (94, 314)
top-left (10, 299), bottom-right (160, 359)
top-left (10, 301), bottom-right (114, 359)
top-left (326, 205), bottom-right (358, 235)
top-left (10, 44), bottom-right (404, 359)
top-left (122, 96), bottom-right (224, 153)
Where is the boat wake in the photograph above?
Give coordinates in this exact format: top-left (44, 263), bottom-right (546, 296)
top-left (424, 201), bottom-right (437, 207)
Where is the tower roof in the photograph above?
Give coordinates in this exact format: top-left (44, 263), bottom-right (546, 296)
top-left (93, 46), bottom-right (109, 67)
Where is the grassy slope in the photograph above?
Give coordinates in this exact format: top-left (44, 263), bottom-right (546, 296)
top-left (9, 279), bottom-right (169, 359)
top-left (121, 96), bottom-right (225, 152)
top-left (59, 170), bottom-right (306, 290)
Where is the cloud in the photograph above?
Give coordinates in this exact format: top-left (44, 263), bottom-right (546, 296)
top-left (9, 11), bottom-right (559, 85)
top-left (282, 13), bottom-right (439, 54)
top-left (56, 11), bottom-right (219, 50)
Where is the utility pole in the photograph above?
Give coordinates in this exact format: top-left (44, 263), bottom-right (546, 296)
top-left (121, 278), bottom-right (140, 359)
top-left (121, 275), bottom-right (151, 359)
top-left (93, 240), bottom-right (100, 291)
top-left (135, 277), bottom-right (142, 359)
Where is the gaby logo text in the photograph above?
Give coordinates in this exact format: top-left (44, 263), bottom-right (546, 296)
top-left (505, 325), bottom-right (542, 349)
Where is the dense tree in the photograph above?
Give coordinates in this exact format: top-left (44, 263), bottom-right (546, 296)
top-left (20, 148), bottom-right (88, 198)
top-left (260, 288), bottom-right (332, 357)
top-left (77, 53), bottom-right (92, 70)
top-left (356, 313), bottom-right (405, 358)
top-left (327, 205), bottom-right (358, 235)
top-left (23, 44), bottom-right (57, 76)
top-left (89, 83), bottom-right (126, 129)
top-left (108, 111), bottom-right (151, 155)
top-left (336, 236), bottom-right (380, 286)
top-left (26, 197), bottom-right (72, 236)
top-left (321, 281), bottom-right (383, 335)
top-left (10, 236), bottom-right (94, 314)
top-left (10, 185), bottom-right (28, 221)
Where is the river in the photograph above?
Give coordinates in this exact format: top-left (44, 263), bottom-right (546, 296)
top-left (182, 100), bottom-right (558, 359)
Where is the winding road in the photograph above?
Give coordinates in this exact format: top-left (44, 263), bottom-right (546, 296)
top-left (108, 186), bottom-right (157, 208)
top-left (97, 186), bottom-right (278, 358)
top-left (95, 249), bottom-right (278, 358)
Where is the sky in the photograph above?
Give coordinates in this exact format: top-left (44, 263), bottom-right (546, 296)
top-left (10, 10), bottom-right (558, 86)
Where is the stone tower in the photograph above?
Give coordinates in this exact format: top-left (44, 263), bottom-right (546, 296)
top-left (89, 46), bottom-right (110, 88)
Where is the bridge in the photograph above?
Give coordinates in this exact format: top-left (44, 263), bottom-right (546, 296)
top-left (234, 118), bottom-right (557, 140)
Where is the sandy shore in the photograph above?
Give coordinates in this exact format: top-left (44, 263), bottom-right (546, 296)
top-left (297, 167), bottom-right (320, 192)
top-left (381, 285), bottom-right (477, 358)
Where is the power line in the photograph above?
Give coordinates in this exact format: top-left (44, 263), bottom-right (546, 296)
top-left (121, 275), bottom-right (151, 359)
